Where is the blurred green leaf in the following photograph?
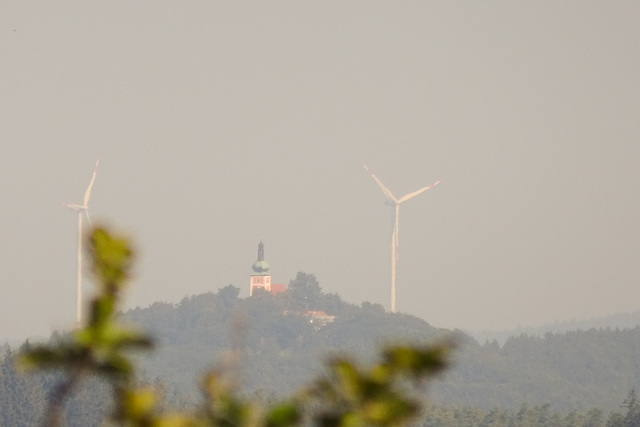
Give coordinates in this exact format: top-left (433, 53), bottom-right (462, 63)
top-left (96, 353), bottom-right (133, 379)
top-left (18, 347), bottom-right (63, 370)
top-left (266, 402), bottom-right (301, 427)
top-left (382, 344), bottom-right (449, 379)
top-left (121, 387), bottom-right (157, 421)
top-left (90, 227), bottom-right (133, 289)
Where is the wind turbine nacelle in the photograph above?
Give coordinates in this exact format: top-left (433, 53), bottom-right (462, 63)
top-left (63, 203), bottom-right (87, 212)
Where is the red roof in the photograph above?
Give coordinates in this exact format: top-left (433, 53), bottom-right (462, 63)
top-left (305, 311), bottom-right (328, 317)
top-left (270, 284), bottom-right (287, 294)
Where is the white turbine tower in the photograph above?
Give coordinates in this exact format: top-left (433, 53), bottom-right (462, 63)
top-left (362, 163), bottom-right (440, 313)
top-left (64, 160), bottom-right (99, 328)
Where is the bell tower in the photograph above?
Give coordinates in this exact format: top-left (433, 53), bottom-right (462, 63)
top-left (249, 240), bottom-right (271, 296)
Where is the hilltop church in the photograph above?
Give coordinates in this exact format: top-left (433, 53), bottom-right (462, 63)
top-left (248, 240), bottom-right (335, 328)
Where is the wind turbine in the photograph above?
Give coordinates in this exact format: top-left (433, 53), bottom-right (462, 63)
top-left (64, 159), bottom-right (99, 328)
top-left (362, 163), bottom-right (440, 313)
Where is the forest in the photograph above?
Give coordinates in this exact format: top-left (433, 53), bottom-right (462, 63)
top-left (2, 243), bottom-right (640, 425)
top-left (117, 273), bottom-right (640, 413)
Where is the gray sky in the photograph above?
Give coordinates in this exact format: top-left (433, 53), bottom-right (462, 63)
top-left (1, 2), bottom-right (639, 340)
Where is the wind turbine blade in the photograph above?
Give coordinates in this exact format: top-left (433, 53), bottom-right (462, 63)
top-left (397, 180), bottom-right (441, 203)
top-left (83, 159), bottom-right (100, 207)
top-left (362, 163), bottom-right (398, 203)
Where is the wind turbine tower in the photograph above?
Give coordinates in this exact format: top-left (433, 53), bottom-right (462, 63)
top-left (64, 160), bottom-right (99, 328)
top-left (362, 163), bottom-right (440, 313)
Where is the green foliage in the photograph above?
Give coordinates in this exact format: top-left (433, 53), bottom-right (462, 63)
top-left (305, 344), bottom-right (450, 427)
top-left (19, 227), bottom-right (450, 426)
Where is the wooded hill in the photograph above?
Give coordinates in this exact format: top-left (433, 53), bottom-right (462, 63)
top-left (123, 273), bottom-right (449, 404)
top-left (121, 273), bottom-right (639, 412)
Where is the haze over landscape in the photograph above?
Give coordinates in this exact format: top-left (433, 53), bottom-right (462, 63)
top-left (1, 2), bottom-right (639, 341)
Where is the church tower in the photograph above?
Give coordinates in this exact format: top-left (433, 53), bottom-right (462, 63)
top-left (249, 240), bottom-right (271, 296)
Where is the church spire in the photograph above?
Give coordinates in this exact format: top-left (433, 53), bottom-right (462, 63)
top-left (252, 240), bottom-right (270, 274)
top-left (257, 239), bottom-right (264, 262)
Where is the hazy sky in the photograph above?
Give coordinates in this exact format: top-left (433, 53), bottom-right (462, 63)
top-left (2, 2), bottom-right (639, 340)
